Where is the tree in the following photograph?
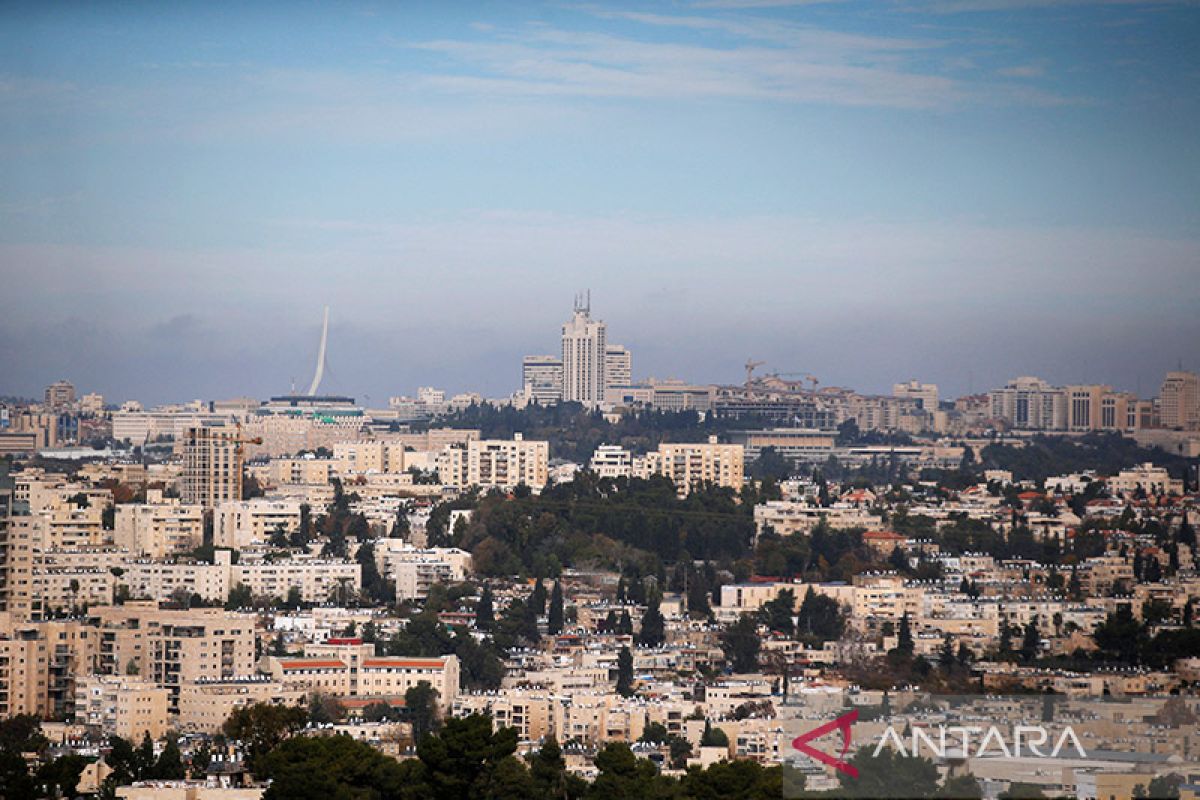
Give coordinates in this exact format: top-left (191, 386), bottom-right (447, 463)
top-left (222, 702), bottom-right (308, 776)
top-left (152, 734), bottom-right (186, 780)
top-left (759, 588), bottom-right (795, 636)
top-left (548, 580), bottom-right (565, 635)
top-left (1147, 773), bottom-right (1183, 799)
top-left (638, 590), bottom-right (665, 647)
top-left (259, 734), bottom-right (410, 800)
top-left (700, 719), bottom-right (729, 748)
top-left (135, 732), bottom-right (155, 780)
top-left (529, 735), bottom-right (572, 800)
top-left (414, 713), bottom-right (522, 800)
top-left (721, 614), bottom-right (761, 673)
top-left (476, 584), bottom-right (495, 631)
top-left (796, 587), bottom-right (844, 645)
top-left (616, 646), bottom-right (634, 697)
top-left (837, 746), bottom-right (940, 798)
top-left (226, 583), bottom-right (253, 610)
top-left (530, 579), bottom-right (548, 616)
top-left (895, 612), bottom-right (914, 658)
top-left (1020, 617), bottom-right (1041, 663)
top-left (406, 680), bottom-right (442, 742)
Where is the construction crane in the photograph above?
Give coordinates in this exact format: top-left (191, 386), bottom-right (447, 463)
top-left (745, 359), bottom-right (766, 387)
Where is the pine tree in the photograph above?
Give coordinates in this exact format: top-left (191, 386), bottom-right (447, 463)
top-left (616, 576), bottom-right (626, 603)
top-left (530, 579), bottom-right (547, 617)
top-left (896, 612), bottom-right (914, 657)
top-left (638, 591), bottom-right (665, 647)
top-left (547, 580), bottom-right (564, 635)
top-left (616, 646), bottom-right (634, 697)
top-left (476, 584), bottom-right (495, 631)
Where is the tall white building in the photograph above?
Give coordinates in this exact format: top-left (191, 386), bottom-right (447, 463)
top-left (892, 380), bottom-right (939, 411)
top-left (561, 294), bottom-right (607, 408)
top-left (522, 355), bottom-right (564, 406)
top-left (604, 345), bottom-right (632, 392)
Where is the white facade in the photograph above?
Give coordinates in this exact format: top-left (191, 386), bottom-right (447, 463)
top-left (435, 434), bottom-right (549, 492)
top-left (561, 299), bottom-right (607, 407)
top-left (522, 355), bottom-right (564, 406)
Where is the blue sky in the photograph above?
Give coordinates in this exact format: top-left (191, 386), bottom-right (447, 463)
top-left (1, 0), bottom-right (1198, 405)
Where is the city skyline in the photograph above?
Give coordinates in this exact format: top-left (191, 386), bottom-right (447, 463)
top-left (2, 1), bottom-right (1198, 404)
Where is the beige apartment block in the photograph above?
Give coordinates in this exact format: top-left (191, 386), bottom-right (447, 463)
top-left (269, 457), bottom-right (333, 486)
top-left (176, 676), bottom-right (305, 733)
top-left (180, 426), bottom-right (243, 508)
top-left (214, 498), bottom-right (301, 548)
top-left (646, 437), bottom-right (744, 495)
top-left (373, 542), bottom-right (473, 601)
top-left (88, 605), bottom-right (257, 711)
top-left (114, 500), bottom-right (205, 558)
top-left (0, 617), bottom-right (100, 719)
top-left (75, 676), bottom-right (170, 740)
top-left (435, 434), bottom-right (549, 492)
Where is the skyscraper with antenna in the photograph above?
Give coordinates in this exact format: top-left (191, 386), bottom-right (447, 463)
top-left (561, 291), bottom-right (606, 408)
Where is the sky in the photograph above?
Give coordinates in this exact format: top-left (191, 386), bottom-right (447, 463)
top-left (1, 0), bottom-right (1198, 406)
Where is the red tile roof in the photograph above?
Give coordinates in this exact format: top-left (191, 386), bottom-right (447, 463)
top-left (361, 658), bottom-right (446, 670)
top-left (279, 659), bottom-right (346, 670)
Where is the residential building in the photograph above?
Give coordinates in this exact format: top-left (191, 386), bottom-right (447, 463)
top-left (214, 498), bottom-right (301, 548)
top-left (435, 434), bottom-right (549, 492)
top-left (114, 498), bottom-right (205, 558)
top-left (74, 676), bottom-right (171, 740)
top-left (643, 437), bottom-right (744, 495)
top-left (180, 426), bottom-right (243, 508)
top-left (589, 445), bottom-right (633, 479)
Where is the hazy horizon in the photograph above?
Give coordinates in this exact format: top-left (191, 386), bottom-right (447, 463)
top-left (2, 1), bottom-right (1198, 406)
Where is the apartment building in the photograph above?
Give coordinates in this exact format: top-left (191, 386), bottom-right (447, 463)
top-left (180, 426), bottom-right (243, 508)
top-left (214, 498), bottom-right (301, 548)
top-left (122, 550), bottom-right (361, 605)
top-left (176, 676), bottom-right (305, 733)
top-left (643, 437), bottom-right (744, 495)
top-left (375, 544), bottom-right (473, 601)
top-left (435, 434), bottom-right (549, 492)
top-left (589, 445), bottom-right (633, 479)
top-left (0, 618), bottom-right (100, 719)
top-left (74, 676), bottom-right (171, 740)
top-left (87, 605), bottom-right (257, 712)
top-left (269, 456), bottom-right (333, 486)
top-left (753, 501), bottom-right (878, 538)
top-left (114, 498), bottom-right (204, 558)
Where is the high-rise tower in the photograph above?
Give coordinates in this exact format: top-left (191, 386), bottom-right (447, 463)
top-left (560, 292), bottom-right (606, 408)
